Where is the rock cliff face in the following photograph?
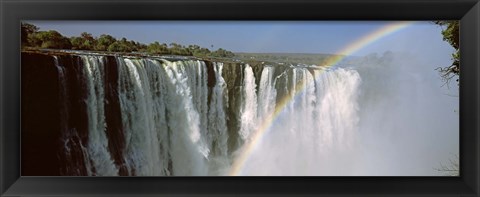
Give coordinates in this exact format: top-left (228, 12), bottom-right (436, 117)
top-left (22, 52), bottom-right (63, 176)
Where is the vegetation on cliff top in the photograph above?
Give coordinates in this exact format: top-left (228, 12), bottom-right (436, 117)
top-left (434, 21), bottom-right (459, 86)
top-left (21, 22), bottom-right (235, 58)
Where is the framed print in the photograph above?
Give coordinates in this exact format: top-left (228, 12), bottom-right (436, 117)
top-left (1, 0), bottom-right (479, 196)
top-left (18, 20), bottom-right (460, 177)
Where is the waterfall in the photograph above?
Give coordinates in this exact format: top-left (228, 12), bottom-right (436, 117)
top-left (257, 66), bottom-right (277, 122)
top-left (238, 64), bottom-right (258, 141)
top-left (240, 67), bottom-right (361, 175)
top-left (117, 58), bottom-right (165, 175)
top-left (207, 62), bottom-right (229, 174)
top-left (313, 69), bottom-right (361, 149)
top-left (82, 55), bottom-right (119, 176)
top-left (53, 56), bottom-right (68, 135)
top-left (50, 54), bottom-right (364, 176)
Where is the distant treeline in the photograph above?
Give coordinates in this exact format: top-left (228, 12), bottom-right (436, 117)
top-left (21, 22), bottom-right (235, 58)
top-left (235, 52), bottom-right (339, 66)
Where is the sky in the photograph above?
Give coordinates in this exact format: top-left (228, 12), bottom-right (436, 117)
top-left (27, 21), bottom-right (455, 58)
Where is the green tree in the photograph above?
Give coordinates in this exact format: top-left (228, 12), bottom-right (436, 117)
top-left (70, 32), bottom-right (98, 50)
top-left (70, 36), bottom-right (84, 50)
top-left (33, 30), bottom-right (72, 49)
top-left (435, 21), bottom-right (459, 85)
top-left (80, 32), bottom-right (96, 50)
top-left (147, 42), bottom-right (169, 54)
top-left (211, 48), bottom-right (235, 58)
top-left (21, 22), bottom-right (39, 46)
top-left (168, 42), bottom-right (192, 56)
top-left (187, 45), bottom-right (212, 57)
top-left (107, 38), bottom-right (134, 52)
top-left (108, 41), bottom-right (127, 52)
top-left (193, 48), bottom-right (211, 57)
top-left (136, 42), bottom-right (148, 52)
top-left (95, 34), bottom-right (116, 51)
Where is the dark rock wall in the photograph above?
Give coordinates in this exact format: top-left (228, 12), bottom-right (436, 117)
top-left (21, 53), bottom-right (62, 176)
top-left (21, 52), bottom-right (128, 175)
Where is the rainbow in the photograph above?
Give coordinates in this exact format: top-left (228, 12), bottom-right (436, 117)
top-left (228, 21), bottom-right (415, 176)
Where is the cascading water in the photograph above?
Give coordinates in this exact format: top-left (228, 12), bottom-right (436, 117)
top-left (23, 51), bottom-right (456, 176)
top-left (240, 67), bottom-right (361, 175)
top-left (117, 58), bottom-right (211, 176)
top-left (257, 67), bottom-right (277, 127)
top-left (48, 54), bottom-right (364, 176)
top-left (82, 56), bottom-right (120, 176)
top-left (207, 62), bottom-right (230, 174)
top-left (239, 64), bottom-right (258, 141)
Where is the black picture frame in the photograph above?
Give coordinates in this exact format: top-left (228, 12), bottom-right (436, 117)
top-left (1, 0), bottom-right (479, 196)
